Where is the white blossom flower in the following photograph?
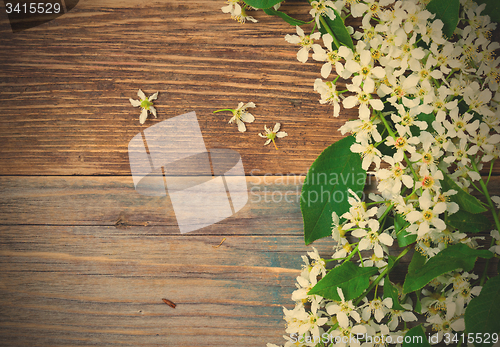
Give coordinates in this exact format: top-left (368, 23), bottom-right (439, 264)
top-left (259, 123), bottom-right (287, 149)
top-left (391, 102), bottom-right (428, 136)
top-left (443, 137), bottom-right (476, 166)
top-left (421, 19), bottom-right (446, 45)
top-left (347, 50), bottom-right (386, 92)
top-left (129, 89), bottom-right (158, 124)
top-left (464, 82), bottom-right (495, 117)
top-left (221, 0), bottom-right (241, 17)
top-left (376, 155), bottom-right (414, 198)
top-left (361, 297), bottom-right (393, 322)
top-left (411, 131), bottom-right (442, 172)
top-left (213, 102), bottom-right (256, 132)
top-left (222, 1), bottom-right (257, 23)
top-left (490, 230), bottom-right (500, 255)
top-left (285, 26), bottom-right (322, 63)
top-left (342, 189), bottom-right (378, 229)
top-left (352, 219), bottom-right (394, 257)
top-left (427, 313), bottom-right (465, 344)
top-left (388, 309), bottom-right (417, 331)
top-left (331, 211), bottom-right (348, 245)
top-left (354, 0), bottom-right (394, 27)
top-left (312, 34), bottom-right (344, 79)
top-left (326, 288), bottom-right (361, 328)
top-left (469, 123), bottom-right (500, 159)
top-left (443, 109), bottom-right (479, 140)
top-left (350, 141), bottom-right (382, 170)
top-left (314, 78), bottom-right (342, 117)
top-left (339, 117), bottom-right (382, 143)
top-left (406, 190), bottom-right (447, 237)
top-left (309, 0), bottom-right (337, 28)
top-left (343, 79), bottom-right (384, 120)
top-left (329, 324), bottom-right (367, 347)
top-left (385, 132), bottom-right (420, 163)
top-left (430, 42), bottom-right (462, 74)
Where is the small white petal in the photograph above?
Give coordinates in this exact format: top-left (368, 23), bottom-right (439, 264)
top-left (297, 47), bottom-right (309, 63)
top-left (137, 89), bottom-right (146, 100)
top-left (343, 96), bottom-right (358, 109)
top-left (240, 112), bottom-right (255, 123)
top-left (129, 98), bottom-right (141, 107)
top-left (139, 108), bottom-right (148, 124)
top-left (150, 106), bottom-right (157, 118)
top-left (237, 119), bottom-right (246, 132)
top-left (148, 91), bottom-right (159, 101)
top-left (378, 233), bottom-right (394, 246)
top-left (369, 98), bottom-right (384, 111)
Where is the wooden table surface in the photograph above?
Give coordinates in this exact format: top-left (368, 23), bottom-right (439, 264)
top-left (0, 1), bottom-right (498, 346)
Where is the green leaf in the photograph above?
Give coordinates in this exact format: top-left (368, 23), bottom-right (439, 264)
top-left (472, 0), bottom-right (500, 23)
top-left (416, 112), bottom-right (435, 134)
top-left (262, 8), bottom-right (308, 26)
top-left (318, 9), bottom-right (354, 50)
top-left (242, 0), bottom-right (282, 9)
top-left (301, 136), bottom-right (366, 245)
top-left (465, 276), bottom-right (500, 347)
top-left (403, 325), bottom-right (431, 347)
top-left (426, 0), bottom-right (460, 38)
top-left (408, 249), bottom-right (426, 274)
top-left (414, 290), bottom-right (422, 314)
top-left (308, 262), bottom-right (378, 301)
top-left (440, 171), bottom-right (488, 214)
top-left (395, 213), bottom-right (417, 247)
top-left (403, 244), bottom-right (493, 294)
top-left (447, 210), bottom-right (492, 233)
top-left (383, 279), bottom-right (406, 311)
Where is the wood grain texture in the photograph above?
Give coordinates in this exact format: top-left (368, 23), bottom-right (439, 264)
top-left (0, 0), bottom-right (352, 176)
top-left (1, 0), bottom-right (500, 346)
top-left (0, 176), bottom-right (498, 346)
top-left (0, 227), bottom-right (305, 347)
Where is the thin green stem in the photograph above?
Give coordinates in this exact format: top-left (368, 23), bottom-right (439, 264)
top-left (403, 152), bottom-right (419, 181)
top-left (445, 68), bottom-right (457, 81)
top-left (468, 179), bottom-right (484, 196)
top-left (486, 159), bottom-right (496, 185)
top-left (324, 257), bottom-right (347, 263)
top-left (354, 245), bottom-right (412, 306)
top-left (378, 203), bottom-right (394, 226)
top-left (319, 16), bottom-right (341, 49)
top-left (344, 244), bottom-right (360, 263)
top-left (213, 109), bottom-right (234, 114)
top-left (470, 159), bottom-right (500, 286)
top-left (378, 111), bottom-right (420, 181)
top-left (366, 200), bottom-right (391, 206)
top-left (358, 248), bottom-right (365, 267)
top-left (310, 21), bottom-right (317, 36)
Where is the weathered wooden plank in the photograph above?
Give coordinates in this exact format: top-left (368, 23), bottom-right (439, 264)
top-left (1, 175), bottom-right (498, 345)
top-left (0, 225), bottom-right (318, 347)
top-left (0, 0), bottom-right (353, 176)
top-left (1, 0), bottom-right (499, 176)
top-left (1, 175), bottom-right (498, 227)
top-left (0, 176), bottom-right (308, 234)
top-left (0, 224), bottom-right (496, 346)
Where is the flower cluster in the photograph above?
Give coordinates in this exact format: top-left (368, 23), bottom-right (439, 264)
top-left (213, 102), bottom-right (288, 148)
top-left (223, 0), bottom-right (500, 345)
